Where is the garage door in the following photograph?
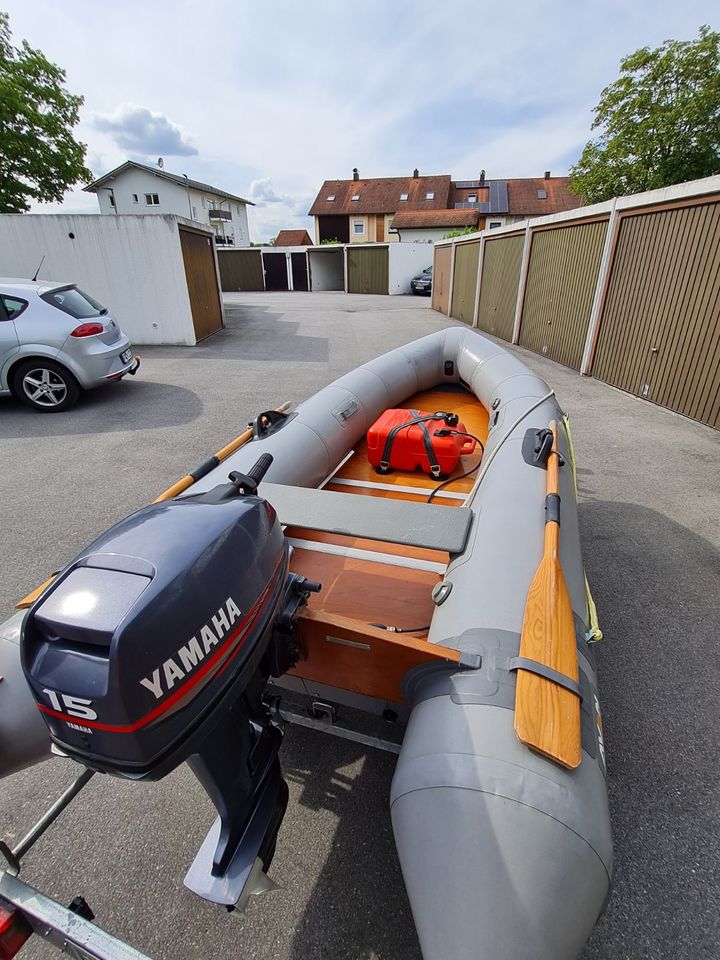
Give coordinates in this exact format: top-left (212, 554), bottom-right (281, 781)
top-left (519, 220), bottom-right (608, 369)
top-left (347, 247), bottom-right (388, 294)
top-left (476, 234), bottom-right (524, 341)
top-left (263, 252), bottom-right (289, 291)
top-left (432, 245), bottom-right (452, 314)
top-left (592, 201), bottom-right (720, 428)
top-left (218, 249), bottom-right (264, 291)
top-left (450, 241), bottom-right (480, 325)
top-left (179, 228), bottom-right (223, 341)
top-left (291, 252), bottom-right (309, 291)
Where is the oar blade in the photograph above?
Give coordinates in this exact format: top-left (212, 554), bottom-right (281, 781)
top-left (514, 549), bottom-right (582, 770)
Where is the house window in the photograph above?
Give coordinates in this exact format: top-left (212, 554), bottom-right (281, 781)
top-left (468, 194), bottom-right (477, 203)
top-left (425, 192), bottom-right (435, 200)
top-left (351, 194), bottom-right (360, 201)
top-left (192, 206), bottom-right (197, 219)
top-left (353, 221), bottom-right (364, 235)
top-left (145, 193), bottom-right (160, 206)
top-left (237, 204), bottom-right (242, 214)
top-left (326, 194), bottom-right (335, 201)
top-left (399, 193), bottom-right (408, 201)
top-left (488, 220), bottom-right (503, 229)
top-left (132, 193), bottom-right (138, 203)
top-left (537, 189), bottom-right (547, 199)
top-left (108, 194), bottom-right (115, 207)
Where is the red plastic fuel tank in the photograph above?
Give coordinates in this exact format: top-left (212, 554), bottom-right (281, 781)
top-left (366, 409), bottom-right (476, 478)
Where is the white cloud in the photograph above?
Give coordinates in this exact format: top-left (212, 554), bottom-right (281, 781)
top-left (91, 103), bottom-right (197, 157)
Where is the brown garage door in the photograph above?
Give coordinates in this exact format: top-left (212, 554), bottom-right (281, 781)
top-left (519, 220), bottom-right (608, 370)
top-left (592, 201), bottom-right (720, 428)
top-left (450, 240), bottom-right (480, 325)
top-left (179, 228), bottom-right (223, 341)
top-left (432, 245), bottom-right (452, 314)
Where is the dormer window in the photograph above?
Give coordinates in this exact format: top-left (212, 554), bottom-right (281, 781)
top-left (351, 194), bottom-right (360, 201)
top-left (425, 192), bottom-right (435, 200)
top-left (326, 194), bottom-right (335, 201)
top-left (399, 193), bottom-right (409, 201)
top-left (537, 189), bottom-right (547, 199)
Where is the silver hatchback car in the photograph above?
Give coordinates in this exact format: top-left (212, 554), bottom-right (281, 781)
top-left (0, 279), bottom-right (140, 412)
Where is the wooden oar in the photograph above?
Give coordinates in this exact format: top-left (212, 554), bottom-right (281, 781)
top-left (514, 420), bottom-right (581, 770)
top-left (152, 402), bottom-right (291, 502)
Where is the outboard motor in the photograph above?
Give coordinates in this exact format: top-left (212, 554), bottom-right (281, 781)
top-left (21, 454), bottom-right (319, 906)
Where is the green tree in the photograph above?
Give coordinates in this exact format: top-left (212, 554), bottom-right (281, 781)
top-left (570, 26), bottom-right (720, 203)
top-left (0, 12), bottom-right (91, 212)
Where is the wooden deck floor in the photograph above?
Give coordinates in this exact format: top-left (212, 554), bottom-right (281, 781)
top-left (287, 384), bottom-right (487, 702)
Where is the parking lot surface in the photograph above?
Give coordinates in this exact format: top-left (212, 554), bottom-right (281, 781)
top-left (1, 291), bottom-right (718, 959)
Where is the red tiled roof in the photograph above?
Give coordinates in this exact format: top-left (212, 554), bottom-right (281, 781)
top-left (390, 209), bottom-right (479, 229)
top-left (506, 178), bottom-right (582, 216)
top-left (274, 229), bottom-right (312, 246)
top-left (309, 175), bottom-right (452, 216)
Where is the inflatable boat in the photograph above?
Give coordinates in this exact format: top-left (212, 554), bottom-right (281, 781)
top-left (0, 325), bottom-right (612, 960)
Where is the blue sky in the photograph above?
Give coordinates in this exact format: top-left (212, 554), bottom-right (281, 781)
top-left (5, 0), bottom-right (718, 241)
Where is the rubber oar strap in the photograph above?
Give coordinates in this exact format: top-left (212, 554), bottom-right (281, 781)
top-left (509, 657), bottom-right (582, 700)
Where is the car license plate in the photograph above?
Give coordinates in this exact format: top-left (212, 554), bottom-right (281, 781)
top-left (120, 348), bottom-right (133, 364)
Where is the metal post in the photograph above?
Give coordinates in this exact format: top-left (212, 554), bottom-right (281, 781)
top-left (446, 241), bottom-right (457, 317)
top-left (580, 198), bottom-right (619, 375)
top-left (471, 234), bottom-right (486, 329)
top-left (511, 222), bottom-right (532, 344)
top-left (9, 768), bottom-right (95, 869)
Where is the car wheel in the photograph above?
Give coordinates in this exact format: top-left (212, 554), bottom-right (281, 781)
top-left (13, 360), bottom-right (81, 412)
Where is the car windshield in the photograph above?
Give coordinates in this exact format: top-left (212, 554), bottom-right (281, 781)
top-left (41, 286), bottom-right (106, 319)
top-left (425, 267), bottom-right (432, 275)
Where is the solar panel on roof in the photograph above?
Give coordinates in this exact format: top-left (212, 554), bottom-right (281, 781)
top-left (489, 181), bottom-right (509, 214)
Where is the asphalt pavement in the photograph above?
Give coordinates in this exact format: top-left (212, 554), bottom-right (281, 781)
top-left (1, 291), bottom-right (718, 960)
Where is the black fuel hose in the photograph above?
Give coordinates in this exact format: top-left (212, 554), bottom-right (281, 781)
top-left (427, 431), bottom-right (485, 503)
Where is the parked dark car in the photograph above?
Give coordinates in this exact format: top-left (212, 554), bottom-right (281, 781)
top-left (410, 266), bottom-right (432, 295)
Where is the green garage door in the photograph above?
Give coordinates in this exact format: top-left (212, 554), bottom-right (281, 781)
top-left (476, 234), bottom-right (524, 341)
top-left (347, 247), bottom-right (389, 294)
top-left (450, 241), bottom-right (480, 325)
top-left (218, 249), bottom-right (264, 291)
top-left (519, 220), bottom-right (608, 369)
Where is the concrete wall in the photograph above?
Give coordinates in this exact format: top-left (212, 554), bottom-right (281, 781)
top-left (308, 248), bottom-right (344, 290)
top-left (0, 214), bottom-right (204, 345)
top-left (388, 243), bottom-right (433, 294)
top-left (91, 167), bottom-right (250, 246)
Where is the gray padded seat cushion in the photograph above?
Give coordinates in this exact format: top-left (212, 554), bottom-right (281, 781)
top-left (259, 483), bottom-right (472, 554)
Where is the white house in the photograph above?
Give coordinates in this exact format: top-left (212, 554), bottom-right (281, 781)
top-left (84, 161), bottom-right (253, 246)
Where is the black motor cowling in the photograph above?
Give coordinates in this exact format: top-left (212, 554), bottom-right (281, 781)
top-left (21, 459), bottom-right (319, 903)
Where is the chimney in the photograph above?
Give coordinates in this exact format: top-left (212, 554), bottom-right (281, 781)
top-left (544, 170), bottom-right (551, 179)
top-left (352, 167), bottom-right (359, 181)
top-left (479, 169), bottom-right (486, 185)
top-left (413, 168), bottom-right (419, 178)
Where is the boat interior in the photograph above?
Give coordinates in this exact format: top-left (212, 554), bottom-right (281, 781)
top-left (286, 384), bottom-right (490, 704)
